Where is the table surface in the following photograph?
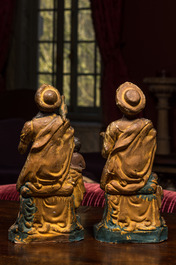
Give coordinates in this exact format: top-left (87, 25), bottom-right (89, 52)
top-left (0, 200), bottom-right (176, 265)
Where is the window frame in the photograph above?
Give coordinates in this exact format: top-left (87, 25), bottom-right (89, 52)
top-left (37, 0), bottom-right (102, 122)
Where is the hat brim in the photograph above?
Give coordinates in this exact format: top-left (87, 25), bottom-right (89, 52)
top-left (35, 84), bottom-right (61, 112)
top-left (116, 82), bottom-right (146, 116)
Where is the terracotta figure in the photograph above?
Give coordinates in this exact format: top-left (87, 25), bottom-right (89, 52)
top-left (8, 84), bottom-right (85, 243)
top-left (70, 137), bottom-right (86, 209)
top-left (94, 82), bottom-right (168, 243)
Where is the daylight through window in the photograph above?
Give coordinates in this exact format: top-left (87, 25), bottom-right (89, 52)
top-left (37, 0), bottom-right (101, 121)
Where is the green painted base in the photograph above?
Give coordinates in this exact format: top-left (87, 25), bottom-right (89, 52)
top-left (8, 227), bottom-right (84, 243)
top-left (8, 192), bottom-right (84, 243)
top-left (94, 224), bottom-right (168, 243)
top-left (69, 228), bottom-right (84, 242)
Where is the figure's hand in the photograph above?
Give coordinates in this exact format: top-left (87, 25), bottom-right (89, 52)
top-left (58, 182), bottom-right (74, 196)
top-left (19, 181), bottom-right (74, 197)
top-left (20, 185), bottom-right (32, 197)
top-left (105, 182), bottom-right (120, 195)
top-left (24, 182), bottom-right (61, 197)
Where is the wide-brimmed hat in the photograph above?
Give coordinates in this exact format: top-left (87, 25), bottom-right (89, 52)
top-left (116, 82), bottom-right (146, 116)
top-left (35, 84), bottom-right (61, 112)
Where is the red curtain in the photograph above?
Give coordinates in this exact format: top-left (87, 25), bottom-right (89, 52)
top-left (90, 0), bottom-right (128, 126)
top-left (0, 0), bottom-right (16, 90)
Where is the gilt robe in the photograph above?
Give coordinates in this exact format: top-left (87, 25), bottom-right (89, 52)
top-left (101, 118), bottom-right (157, 194)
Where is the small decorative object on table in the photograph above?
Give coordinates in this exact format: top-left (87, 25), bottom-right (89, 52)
top-left (94, 82), bottom-right (168, 243)
top-left (8, 84), bottom-right (85, 243)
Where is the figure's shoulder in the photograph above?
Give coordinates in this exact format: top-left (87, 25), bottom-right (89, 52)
top-left (22, 120), bottom-right (32, 132)
top-left (107, 120), bottom-right (121, 130)
top-left (108, 119), bottom-right (132, 132)
top-left (20, 120), bottom-right (33, 138)
top-left (32, 114), bottom-right (63, 125)
top-left (140, 118), bottom-right (153, 126)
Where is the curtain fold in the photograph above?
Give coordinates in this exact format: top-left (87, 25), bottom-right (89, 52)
top-left (90, 0), bottom-right (128, 126)
top-left (0, 0), bottom-right (16, 90)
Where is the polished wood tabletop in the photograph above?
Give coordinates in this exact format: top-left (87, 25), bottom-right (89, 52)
top-left (0, 200), bottom-right (176, 265)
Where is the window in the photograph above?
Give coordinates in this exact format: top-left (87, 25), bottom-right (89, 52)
top-left (37, 0), bottom-right (101, 121)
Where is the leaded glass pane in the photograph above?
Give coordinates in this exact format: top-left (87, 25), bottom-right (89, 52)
top-left (64, 43), bottom-right (71, 73)
top-left (96, 47), bottom-right (101, 74)
top-left (38, 43), bottom-right (53, 73)
top-left (38, 11), bottom-right (53, 41)
top-left (63, 75), bottom-right (70, 105)
top-left (39, 0), bottom-right (54, 9)
top-left (78, 0), bottom-right (90, 8)
top-left (78, 10), bottom-right (94, 40)
top-left (38, 74), bottom-right (52, 87)
top-left (78, 75), bottom-right (94, 106)
top-left (65, 0), bottom-right (71, 9)
top-left (78, 43), bottom-right (94, 73)
top-left (64, 10), bottom-right (71, 41)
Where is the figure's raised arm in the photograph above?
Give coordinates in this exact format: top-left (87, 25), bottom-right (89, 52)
top-left (101, 121), bottom-right (119, 159)
top-left (18, 121), bottom-right (33, 154)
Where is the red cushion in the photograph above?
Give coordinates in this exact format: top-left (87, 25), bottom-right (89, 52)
top-left (0, 183), bottom-right (176, 213)
top-left (161, 189), bottom-right (176, 213)
top-left (82, 183), bottom-right (105, 207)
top-left (0, 183), bottom-right (19, 201)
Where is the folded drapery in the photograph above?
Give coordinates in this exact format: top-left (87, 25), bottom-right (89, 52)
top-left (0, 183), bottom-right (175, 213)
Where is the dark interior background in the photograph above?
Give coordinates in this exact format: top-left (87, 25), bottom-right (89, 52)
top-left (0, 0), bottom-right (176, 187)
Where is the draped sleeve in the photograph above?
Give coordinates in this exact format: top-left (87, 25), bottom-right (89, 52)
top-left (18, 121), bottom-right (33, 154)
top-left (102, 121), bottom-right (120, 159)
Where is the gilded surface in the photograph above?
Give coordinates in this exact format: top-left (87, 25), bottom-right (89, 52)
top-left (101, 118), bottom-right (157, 194)
top-left (70, 151), bottom-right (86, 208)
top-left (95, 82), bottom-right (168, 243)
top-left (17, 115), bottom-right (74, 193)
top-left (8, 84), bottom-right (85, 243)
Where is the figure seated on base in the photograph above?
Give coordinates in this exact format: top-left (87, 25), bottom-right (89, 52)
top-left (94, 82), bottom-right (168, 243)
top-left (8, 84), bottom-right (85, 243)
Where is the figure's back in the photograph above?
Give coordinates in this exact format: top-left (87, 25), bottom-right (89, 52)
top-left (95, 82), bottom-right (168, 244)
